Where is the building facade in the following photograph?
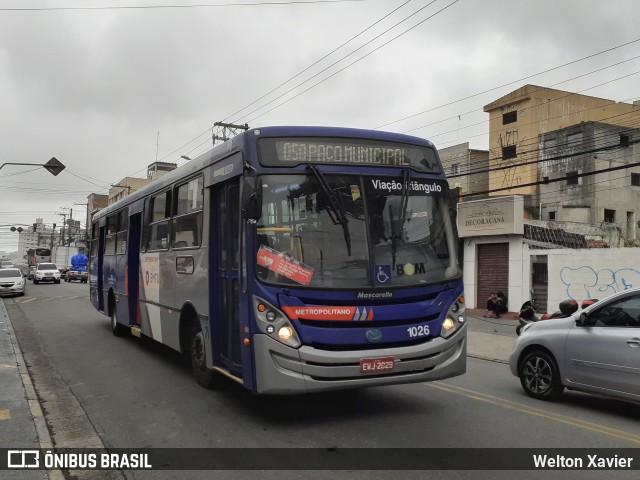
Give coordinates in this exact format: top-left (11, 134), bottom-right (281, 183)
top-left (483, 85), bottom-right (640, 202)
top-left (438, 143), bottom-right (489, 198)
top-left (538, 121), bottom-right (640, 243)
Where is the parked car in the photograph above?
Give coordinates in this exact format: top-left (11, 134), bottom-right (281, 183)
top-left (510, 287), bottom-right (640, 403)
top-left (65, 269), bottom-right (88, 283)
top-left (1, 260), bottom-right (14, 268)
top-left (0, 268), bottom-right (26, 296)
top-left (33, 262), bottom-right (61, 284)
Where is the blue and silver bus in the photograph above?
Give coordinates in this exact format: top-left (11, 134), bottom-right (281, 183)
top-left (90, 126), bottom-right (466, 394)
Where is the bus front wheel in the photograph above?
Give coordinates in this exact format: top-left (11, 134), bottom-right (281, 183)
top-left (110, 303), bottom-right (129, 337)
top-left (190, 320), bottom-right (222, 389)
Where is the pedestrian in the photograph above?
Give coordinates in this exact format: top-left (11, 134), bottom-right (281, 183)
top-left (495, 291), bottom-right (508, 318)
top-left (484, 292), bottom-right (498, 317)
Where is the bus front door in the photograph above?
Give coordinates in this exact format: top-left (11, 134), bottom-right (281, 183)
top-left (213, 181), bottom-right (242, 375)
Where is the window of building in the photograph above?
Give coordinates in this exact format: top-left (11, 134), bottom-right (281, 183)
top-left (450, 163), bottom-right (460, 175)
top-left (542, 176), bottom-right (549, 184)
top-left (604, 209), bottom-right (616, 223)
top-left (502, 145), bottom-right (516, 160)
top-left (620, 134), bottom-right (630, 147)
top-left (502, 111), bottom-right (517, 125)
top-left (172, 175), bottom-right (204, 249)
top-left (566, 171), bottom-right (579, 186)
top-left (549, 211), bottom-right (556, 220)
top-left (632, 173), bottom-right (640, 187)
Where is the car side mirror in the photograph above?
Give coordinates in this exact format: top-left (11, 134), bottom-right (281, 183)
top-left (576, 312), bottom-right (588, 327)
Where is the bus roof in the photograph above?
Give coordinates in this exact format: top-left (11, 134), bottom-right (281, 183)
top-left (93, 126), bottom-right (438, 221)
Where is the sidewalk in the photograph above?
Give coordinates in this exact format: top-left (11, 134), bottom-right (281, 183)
top-left (0, 298), bottom-right (515, 477)
top-left (0, 299), bottom-right (59, 478)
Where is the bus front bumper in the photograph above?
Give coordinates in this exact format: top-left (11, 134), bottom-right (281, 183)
top-left (253, 324), bottom-right (467, 394)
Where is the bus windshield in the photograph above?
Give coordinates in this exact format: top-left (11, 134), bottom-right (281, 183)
top-left (255, 173), bottom-right (461, 289)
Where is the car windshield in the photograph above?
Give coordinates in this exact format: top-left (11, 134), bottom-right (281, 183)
top-left (37, 263), bottom-right (57, 270)
top-left (0, 269), bottom-right (21, 278)
top-left (255, 173), bottom-right (461, 289)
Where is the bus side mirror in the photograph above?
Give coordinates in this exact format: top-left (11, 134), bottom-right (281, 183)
top-left (242, 176), bottom-right (262, 220)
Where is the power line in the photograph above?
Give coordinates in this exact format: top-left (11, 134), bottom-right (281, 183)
top-left (460, 140), bottom-right (640, 198)
top-left (376, 36), bottom-right (640, 130)
top-left (0, 0), bottom-right (373, 12)
top-left (242, 0), bottom-right (462, 125)
top-left (221, 0), bottom-right (417, 123)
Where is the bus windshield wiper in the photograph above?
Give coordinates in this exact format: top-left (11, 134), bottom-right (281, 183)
top-left (308, 164), bottom-right (351, 256)
top-left (391, 168), bottom-right (411, 268)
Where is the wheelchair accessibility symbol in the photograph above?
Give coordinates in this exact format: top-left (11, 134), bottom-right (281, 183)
top-left (375, 265), bottom-right (392, 285)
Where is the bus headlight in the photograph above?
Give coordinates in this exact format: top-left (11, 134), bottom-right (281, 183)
top-left (253, 296), bottom-right (301, 348)
top-left (441, 295), bottom-right (466, 339)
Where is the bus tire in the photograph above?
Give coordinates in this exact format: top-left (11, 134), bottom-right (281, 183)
top-left (190, 320), bottom-right (222, 389)
top-left (110, 303), bottom-right (129, 337)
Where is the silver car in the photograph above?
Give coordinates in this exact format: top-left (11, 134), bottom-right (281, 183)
top-left (510, 287), bottom-right (640, 403)
top-left (0, 268), bottom-right (26, 296)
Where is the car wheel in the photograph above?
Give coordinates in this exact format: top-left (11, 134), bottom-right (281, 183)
top-left (55, 280), bottom-right (61, 284)
top-left (518, 350), bottom-right (564, 401)
top-left (33, 279), bottom-right (39, 284)
top-left (110, 304), bottom-right (129, 337)
top-left (190, 320), bottom-right (223, 389)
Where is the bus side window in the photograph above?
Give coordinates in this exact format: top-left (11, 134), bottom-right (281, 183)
top-left (105, 214), bottom-right (118, 255)
top-left (145, 190), bottom-right (171, 251)
top-left (172, 176), bottom-right (203, 248)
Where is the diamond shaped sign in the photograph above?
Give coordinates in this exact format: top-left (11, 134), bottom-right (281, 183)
top-left (44, 157), bottom-right (65, 176)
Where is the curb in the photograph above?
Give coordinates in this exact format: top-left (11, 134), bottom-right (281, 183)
top-left (2, 299), bottom-right (65, 480)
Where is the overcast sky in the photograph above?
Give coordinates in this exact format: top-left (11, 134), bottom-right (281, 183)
top-left (1, 0), bottom-right (639, 252)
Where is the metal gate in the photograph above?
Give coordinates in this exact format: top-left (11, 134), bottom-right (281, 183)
top-left (476, 243), bottom-right (509, 310)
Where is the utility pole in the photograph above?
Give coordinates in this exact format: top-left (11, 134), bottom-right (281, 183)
top-left (212, 122), bottom-right (248, 147)
top-left (68, 208), bottom-right (73, 245)
top-left (59, 212), bottom-right (68, 246)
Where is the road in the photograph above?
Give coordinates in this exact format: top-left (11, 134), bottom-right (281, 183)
top-left (5, 281), bottom-right (640, 479)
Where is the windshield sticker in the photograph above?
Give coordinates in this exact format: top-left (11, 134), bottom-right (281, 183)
top-left (374, 265), bottom-right (392, 286)
top-left (257, 245), bottom-right (315, 285)
top-left (282, 306), bottom-right (374, 321)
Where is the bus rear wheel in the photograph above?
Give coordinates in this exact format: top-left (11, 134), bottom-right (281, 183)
top-left (190, 320), bottom-right (222, 389)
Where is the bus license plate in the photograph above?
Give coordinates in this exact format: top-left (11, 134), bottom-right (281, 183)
top-left (360, 357), bottom-right (395, 374)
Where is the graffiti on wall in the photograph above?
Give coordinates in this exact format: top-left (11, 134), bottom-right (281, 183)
top-left (559, 266), bottom-right (639, 301)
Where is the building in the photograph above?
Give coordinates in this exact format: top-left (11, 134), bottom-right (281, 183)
top-left (455, 85), bottom-right (640, 311)
top-left (438, 143), bottom-right (489, 198)
top-left (538, 121), bottom-right (640, 243)
top-left (483, 85), bottom-right (640, 202)
top-left (86, 193), bottom-right (108, 240)
top-left (108, 162), bottom-right (178, 205)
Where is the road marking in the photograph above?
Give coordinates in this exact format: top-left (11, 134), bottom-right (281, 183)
top-left (0, 363), bottom-right (17, 369)
top-left (0, 409), bottom-right (11, 420)
top-left (18, 297), bottom-right (36, 303)
top-left (428, 382), bottom-right (640, 445)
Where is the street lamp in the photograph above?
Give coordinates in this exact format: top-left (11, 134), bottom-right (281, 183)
top-left (0, 157), bottom-right (65, 176)
top-left (180, 155), bottom-right (192, 161)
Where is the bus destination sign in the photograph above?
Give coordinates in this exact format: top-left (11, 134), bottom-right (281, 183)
top-left (258, 137), bottom-right (440, 173)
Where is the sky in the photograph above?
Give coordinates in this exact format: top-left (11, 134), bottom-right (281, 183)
top-left (1, 0), bottom-right (639, 252)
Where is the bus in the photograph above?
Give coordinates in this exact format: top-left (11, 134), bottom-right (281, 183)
top-left (89, 126), bottom-right (466, 394)
top-left (27, 247), bottom-right (52, 267)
